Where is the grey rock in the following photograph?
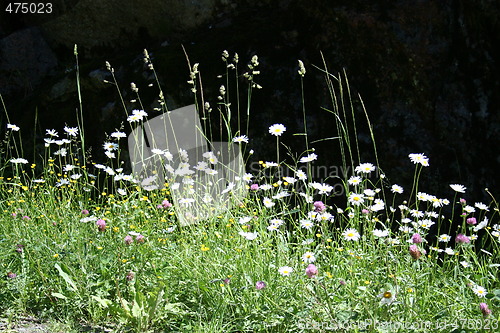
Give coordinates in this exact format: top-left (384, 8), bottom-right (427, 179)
top-left (0, 27), bottom-right (58, 96)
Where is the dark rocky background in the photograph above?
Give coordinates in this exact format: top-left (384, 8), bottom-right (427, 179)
top-left (1, 0), bottom-right (499, 204)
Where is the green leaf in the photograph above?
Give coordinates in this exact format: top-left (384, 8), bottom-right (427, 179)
top-left (54, 263), bottom-right (78, 292)
top-left (131, 300), bottom-right (144, 318)
top-left (51, 292), bottom-right (67, 299)
top-left (91, 295), bottom-right (112, 308)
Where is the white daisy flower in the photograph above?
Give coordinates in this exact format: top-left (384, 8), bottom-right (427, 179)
top-left (178, 198), bottom-right (195, 206)
top-left (348, 193), bottom-right (365, 206)
top-left (103, 142), bottom-right (119, 151)
top-left (239, 216), bottom-right (252, 224)
top-left (373, 229), bottom-right (389, 237)
top-left (111, 131), bottom-right (126, 139)
top-left (343, 228), bottom-right (360, 241)
top-left (300, 219), bottom-right (314, 230)
top-left (296, 170), bottom-right (307, 180)
top-left (46, 129), bottom-right (59, 137)
top-left (242, 173), bottom-right (253, 182)
top-left (10, 158), bottom-right (28, 164)
top-left (474, 202), bottom-right (489, 211)
top-left (391, 184), bottom-right (404, 194)
top-left (239, 231), bottom-right (258, 240)
top-left (464, 205), bottom-right (476, 213)
top-left (348, 176), bottom-right (362, 186)
top-left (232, 135), bottom-right (249, 143)
top-left (438, 234), bottom-right (451, 242)
top-left (450, 184), bottom-right (466, 193)
top-left (64, 126), bottom-right (79, 136)
top-left (259, 184), bottom-right (273, 191)
top-left (302, 252), bottom-right (316, 263)
top-left (7, 124), bottom-right (20, 131)
top-left (268, 124), bottom-right (286, 136)
top-left (263, 197), bottom-right (275, 208)
top-left (355, 163), bottom-right (376, 174)
top-left (408, 153), bottom-right (429, 166)
top-left (299, 153), bottom-right (318, 163)
top-left (278, 266), bottom-right (294, 276)
top-left (444, 248), bottom-right (455, 255)
top-left (472, 285), bottom-right (488, 298)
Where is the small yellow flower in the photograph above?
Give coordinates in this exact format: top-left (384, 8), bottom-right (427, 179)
top-left (113, 227), bottom-right (119, 232)
top-left (201, 244), bottom-right (210, 251)
top-left (53, 253), bottom-right (59, 258)
top-left (325, 272), bottom-right (333, 279)
top-left (97, 246), bottom-right (103, 250)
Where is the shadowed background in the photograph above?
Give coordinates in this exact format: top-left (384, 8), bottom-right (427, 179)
top-left (1, 0), bottom-right (499, 204)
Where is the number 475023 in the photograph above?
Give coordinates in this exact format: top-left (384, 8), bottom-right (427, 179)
top-left (5, 3), bottom-right (53, 14)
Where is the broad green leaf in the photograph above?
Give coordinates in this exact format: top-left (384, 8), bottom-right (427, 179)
top-left (91, 295), bottom-right (112, 308)
top-left (54, 263), bottom-right (78, 292)
top-left (51, 292), bottom-right (67, 299)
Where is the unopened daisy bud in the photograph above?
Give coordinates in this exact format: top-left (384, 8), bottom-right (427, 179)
top-left (105, 61), bottom-right (111, 71)
top-left (298, 60), bottom-right (306, 77)
top-left (130, 82), bottom-right (138, 93)
top-left (479, 303), bottom-right (492, 317)
top-left (409, 244), bottom-right (421, 259)
top-left (305, 264), bottom-right (318, 278)
top-left (222, 50), bottom-right (229, 60)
